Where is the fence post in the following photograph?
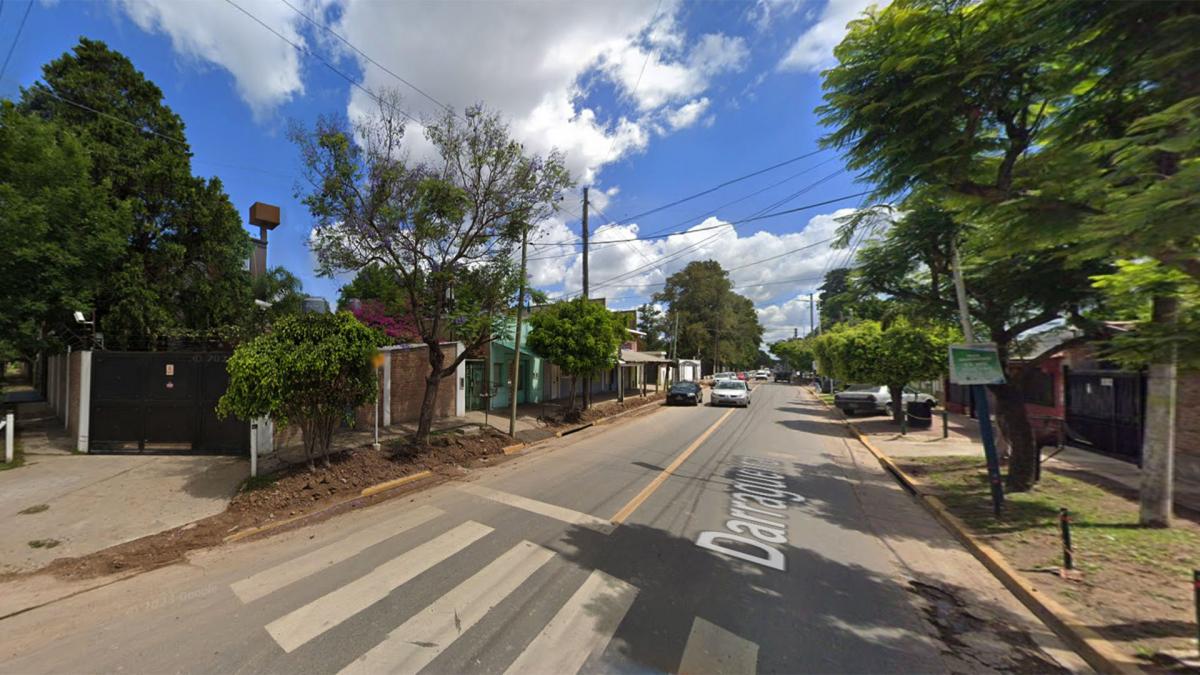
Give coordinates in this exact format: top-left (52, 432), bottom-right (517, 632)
top-left (942, 409), bottom-right (949, 439)
top-left (4, 412), bottom-right (13, 463)
top-left (250, 421), bottom-right (258, 478)
top-left (1059, 508), bottom-right (1073, 570)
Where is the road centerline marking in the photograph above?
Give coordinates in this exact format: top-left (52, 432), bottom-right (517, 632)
top-left (609, 408), bottom-right (736, 525)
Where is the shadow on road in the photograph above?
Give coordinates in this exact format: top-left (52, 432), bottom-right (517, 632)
top-left (551, 519), bottom-right (1068, 674)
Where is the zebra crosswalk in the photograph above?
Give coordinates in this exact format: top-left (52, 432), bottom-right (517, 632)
top-left (231, 507), bottom-right (759, 674)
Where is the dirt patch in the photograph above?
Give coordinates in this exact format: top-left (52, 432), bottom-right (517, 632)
top-left (578, 392), bottom-right (666, 422)
top-left (897, 455), bottom-right (1200, 671)
top-left (15, 427), bottom-right (510, 582)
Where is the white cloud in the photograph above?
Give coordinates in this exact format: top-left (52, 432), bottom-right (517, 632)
top-left (748, 0), bottom-right (807, 32)
top-left (535, 209), bottom-right (858, 313)
top-left (114, 0), bottom-right (307, 118)
top-left (777, 0), bottom-right (886, 73)
top-left (603, 33), bottom-right (748, 113)
top-left (757, 295), bottom-right (820, 343)
top-left (665, 97), bottom-right (711, 130)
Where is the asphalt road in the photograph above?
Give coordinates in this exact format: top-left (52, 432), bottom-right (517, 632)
top-left (0, 383), bottom-right (1086, 674)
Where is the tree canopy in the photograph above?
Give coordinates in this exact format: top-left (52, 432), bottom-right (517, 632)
top-left (293, 93), bottom-right (572, 443)
top-left (652, 260), bottom-right (763, 370)
top-left (526, 298), bottom-right (626, 411)
top-left (218, 312), bottom-right (384, 470)
top-left (19, 38), bottom-right (254, 348)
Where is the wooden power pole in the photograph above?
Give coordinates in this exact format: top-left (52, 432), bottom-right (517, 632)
top-left (508, 226), bottom-right (529, 437)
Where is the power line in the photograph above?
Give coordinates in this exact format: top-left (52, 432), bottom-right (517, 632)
top-left (630, 0), bottom-right (665, 98)
top-left (0, 0), bottom-right (33, 81)
top-left (277, 0), bottom-right (454, 117)
top-left (611, 148), bottom-right (825, 225)
top-left (577, 190), bottom-right (868, 297)
top-left (223, 0), bottom-right (419, 123)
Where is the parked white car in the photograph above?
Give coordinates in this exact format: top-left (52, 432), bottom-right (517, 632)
top-left (833, 384), bottom-right (937, 417)
top-left (711, 379), bottom-right (751, 407)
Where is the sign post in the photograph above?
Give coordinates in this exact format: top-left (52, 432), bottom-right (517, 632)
top-left (949, 343), bottom-right (1006, 517)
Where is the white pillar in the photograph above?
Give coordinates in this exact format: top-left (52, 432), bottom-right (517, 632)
top-left (382, 351), bottom-right (392, 427)
top-left (4, 413), bottom-right (13, 463)
top-left (76, 351), bottom-right (91, 453)
top-left (455, 342), bottom-right (466, 417)
top-left (250, 420), bottom-right (258, 478)
top-left (63, 347), bottom-right (71, 430)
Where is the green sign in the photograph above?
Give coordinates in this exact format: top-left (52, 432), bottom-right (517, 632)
top-left (948, 343), bottom-right (1006, 385)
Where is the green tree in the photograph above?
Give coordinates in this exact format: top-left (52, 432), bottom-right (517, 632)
top-left (0, 103), bottom-right (124, 362)
top-left (337, 264), bottom-right (406, 313)
top-left (20, 38), bottom-right (252, 347)
top-left (813, 320), bottom-right (955, 423)
top-left (217, 313), bottom-right (384, 471)
top-left (636, 303), bottom-right (669, 352)
top-left (818, 268), bottom-right (888, 330)
top-left (293, 93), bottom-right (572, 444)
top-left (526, 298), bottom-right (625, 413)
top-left (652, 261), bottom-right (763, 371)
top-left (771, 338), bottom-right (815, 373)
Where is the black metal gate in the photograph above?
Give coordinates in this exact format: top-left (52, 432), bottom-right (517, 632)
top-left (89, 351), bottom-right (248, 454)
top-left (1064, 368), bottom-right (1144, 463)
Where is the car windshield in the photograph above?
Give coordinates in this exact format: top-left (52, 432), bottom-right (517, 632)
top-left (669, 384), bottom-right (695, 393)
top-left (843, 384), bottom-right (881, 392)
top-left (715, 381), bottom-right (746, 390)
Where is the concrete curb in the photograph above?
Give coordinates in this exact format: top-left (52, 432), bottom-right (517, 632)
top-left (225, 470), bottom-right (437, 544)
top-left (807, 387), bottom-right (1142, 675)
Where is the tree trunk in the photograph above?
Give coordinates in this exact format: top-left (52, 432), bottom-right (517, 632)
top-left (1140, 294), bottom-right (1179, 528)
top-left (995, 382), bottom-right (1037, 491)
top-left (415, 344), bottom-right (446, 445)
top-left (888, 384), bottom-right (904, 424)
top-left (568, 374), bottom-right (577, 412)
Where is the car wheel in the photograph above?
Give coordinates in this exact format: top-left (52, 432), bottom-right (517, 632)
top-left (841, 408), bottom-right (853, 416)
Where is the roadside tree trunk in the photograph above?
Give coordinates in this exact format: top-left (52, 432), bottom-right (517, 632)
top-left (995, 382), bottom-right (1037, 491)
top-left (1140, 294), bottom-right (1179, 528)
top-left (415, 342), bottom-right (446, 445)
top-left (888, 384), bottom-right (904, 424)
top-left (568, 374), bottom-right (577, 412)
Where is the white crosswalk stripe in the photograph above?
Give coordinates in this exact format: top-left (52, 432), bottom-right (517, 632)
top-left (338, 540), bottom-right (556, 675)
top-left (677, 616), bottom-right (759, 675)
top-left (265, 520), bottom-right (492, 653)
top-left (457, 483), bottom-right (614, 532)
top-left (232, 505), bottom-right (443, 603)
top-left (503, 569), bottom-right (638, 675)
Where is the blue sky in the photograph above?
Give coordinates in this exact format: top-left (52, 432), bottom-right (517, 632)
top-left (3, 0), bottom-right (882, 342)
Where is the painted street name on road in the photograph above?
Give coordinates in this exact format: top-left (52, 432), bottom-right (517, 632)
top-left (695, 455), bottom-right (805, 571)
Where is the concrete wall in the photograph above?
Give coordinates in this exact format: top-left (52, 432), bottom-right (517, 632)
top-left (1177, 370), bottom-right (1200, 457)
top-left (66, 351), bottom-right (82, 443)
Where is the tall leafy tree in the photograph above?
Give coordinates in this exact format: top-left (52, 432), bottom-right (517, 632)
top-left (652, 261), bottom-right (763, 371)
top-left (635, 303), bottom-right (670, 352)
top-left (0, 103), bottom-right (124, 361)
top-left (526, 299), bottom-right (626, 413)
top-left (293, 93), bottom-right (572, 443)
top-left (20, 38), bottom-right (252, 347)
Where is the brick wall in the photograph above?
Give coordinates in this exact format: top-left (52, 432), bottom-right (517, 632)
top-left (388, 345), bottom-right (457, 424)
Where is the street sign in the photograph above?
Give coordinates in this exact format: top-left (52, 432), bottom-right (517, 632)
top-left (948, 343), bottom-right (1006, 385)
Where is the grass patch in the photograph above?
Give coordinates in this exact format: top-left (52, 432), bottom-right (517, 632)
top-left (18, 503), bottom-right (49, 515)
top-left (818, 393), bottom-right (835, 406)
top-left (902, 455), bottom-right (1200, 660)
top-left (239, 474), bottom-right (278, 492)
top-left (28, 538), bottom-right (60, 549)
top-left (0, 439), bottom-right (24, 471)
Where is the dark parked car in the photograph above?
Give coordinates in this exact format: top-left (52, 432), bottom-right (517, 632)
top-left (667, 381), bottom-right (703, 406)
top-left (774, 371), bottom-right (792, 383)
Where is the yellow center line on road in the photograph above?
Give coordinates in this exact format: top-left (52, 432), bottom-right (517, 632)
top-left (609, 408), bottom-right (736, 525)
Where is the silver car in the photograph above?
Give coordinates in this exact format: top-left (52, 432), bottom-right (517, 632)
top-left (834, 384), bottom-right (936, 416)
top-left (711, 380), bottom-right (751, 407)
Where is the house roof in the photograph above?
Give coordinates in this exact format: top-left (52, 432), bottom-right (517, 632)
top-left (620, 349), bottom-right (673, 364)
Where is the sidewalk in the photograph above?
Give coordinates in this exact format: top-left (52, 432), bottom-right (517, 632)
top-left (840, 391), bottom-right (1200, 514)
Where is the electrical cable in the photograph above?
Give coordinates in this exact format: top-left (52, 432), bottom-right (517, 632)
top-left (0, 0), bottom-right (32, 81)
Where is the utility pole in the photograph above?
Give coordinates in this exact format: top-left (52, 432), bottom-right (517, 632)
top-left (508, 226), bottom-right (529, 437)
top-left (793, 327), bottom-right (798, 339)
top-left (671, 312), bottom-right (679, 384)
top-left (809, 292), bottom-right (816, 336)
top-left (1141, 293), bottom-right (1179, 527)
top-left (951, 241), bottom-right (1004, 515)
top-left (582, 187), bottom-right (589, 299)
